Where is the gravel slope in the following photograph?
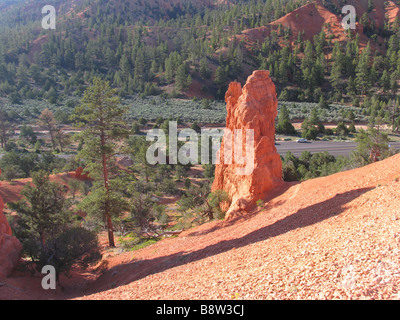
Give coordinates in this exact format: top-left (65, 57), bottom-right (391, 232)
top-left (77, 154), bottom-right (400, 300)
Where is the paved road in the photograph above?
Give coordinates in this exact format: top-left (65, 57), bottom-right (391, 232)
top-left (276, 141), bottom-right (400, 157)
top-left (0, 141), bottom-right (399, 160)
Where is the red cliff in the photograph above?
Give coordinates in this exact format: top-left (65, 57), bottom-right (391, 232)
top-left (0, 195), bottom-right (22, 278)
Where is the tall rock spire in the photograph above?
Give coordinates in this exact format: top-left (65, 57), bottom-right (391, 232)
top-left (212, 70), bottom-right (283, 219)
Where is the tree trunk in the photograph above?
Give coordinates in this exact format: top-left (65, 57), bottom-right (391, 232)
top-left (100, 121), bottom-right (115, 247)
top-left (49, 127), bottom-right (56, 150)
top-left (0, 124), bottom-right (7, 149)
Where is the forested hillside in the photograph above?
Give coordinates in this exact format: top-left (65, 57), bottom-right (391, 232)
top-left (0, 0), bottom-right (310, 103)
top-left (0, 0), bottom-right (400, 130)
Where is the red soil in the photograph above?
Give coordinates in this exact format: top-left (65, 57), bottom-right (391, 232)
top-left (1, 153), bottom-right (400, 300)
top-left (0, 172), bottom-right (81, 205)
top-left (386, 0), bottom-right (400, 24)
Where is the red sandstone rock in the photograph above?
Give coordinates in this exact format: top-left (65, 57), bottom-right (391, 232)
top-left (0, 195), bottom-right (22, 278)
top-left (212, 70), bottom-right (283, 219)
top-left (75, 167), bottom-right (84, 178)
top-left (75, 167), bottom-right (91, 180)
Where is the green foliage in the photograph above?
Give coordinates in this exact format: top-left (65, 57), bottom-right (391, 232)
top-left (0, 0), bottom-right (312, 102)
top-left (207, 190), bottom-right (230, 220)
top-left (19, 125), bottom-right (37, 144)
top-left (177, 181), bottom-right (230, 228)
top-left (48, 227), bottom-right (102, 278)
top-left (0, 164), bottom-right (24, 181)
top-left (68, 179), bottom-right (86, 201)
top-left (0, 150), bottom-right (66, 180)
top-left (335, 121), bottom-right (349, 136)
top-left (125, 96), bottom-right (226, 124)
top-left (175, 64), bottom-right (191, 93)
top-left (1, 0), bottom-right (400, 115)
top-left (128, 191), bottom-right (168, 235)
top-left (351, 124), bottom-right (391, 165)
top-left (190, 121), bottom-right (201, 134)
top-left (282, 151), bottom-right (351, 181)
top-left (202, 164), bottom-right (215, 180)
top-left (73, 77), bottom-right (130, 247)
top-left (9, 170), bottom-right (102, 282)
top-left (78, 177), bottom-right (130, 231)
top-left (301, 122), bottom-right (319, 140)
top-left (131, 122), bottom-right (141, 134)
top-left (282, 159), bottom-right (299, 182)
top-left (256, 199), bottom-right (264, 207)
top-left (276, 104), bottom-right (297, 135)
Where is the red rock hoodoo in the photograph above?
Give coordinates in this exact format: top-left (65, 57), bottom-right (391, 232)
top-left (0, 195), bottom-right (22, 278)
top-left (212, 70), bottom-right (283, 219)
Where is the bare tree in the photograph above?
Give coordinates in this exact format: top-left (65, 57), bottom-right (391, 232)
top-left (38, 108), bottom-right (56, 150)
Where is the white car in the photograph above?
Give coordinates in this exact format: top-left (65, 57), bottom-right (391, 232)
top-left (296, 138), bottom-right (308, 143)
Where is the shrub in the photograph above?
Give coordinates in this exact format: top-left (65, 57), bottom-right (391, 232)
top-left (9, 171), bottom-right (102, 284)
top-left (256, 199), bottom-right (264, 207)
top-left (207, 190), bottom-right (230, 219)
top-left (302, 126), bottom-right (319, 140)
top-left (282, 160), bottom-right (299, 182)
top-left (276, 119), bottom-right (297, 135)
top-left (48, 227), bottom-right (102, 279)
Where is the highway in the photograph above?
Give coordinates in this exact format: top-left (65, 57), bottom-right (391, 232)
top-left (0, 141), bottom-right (399, 160)
top-left (275, 141), bottom-right (400, 157)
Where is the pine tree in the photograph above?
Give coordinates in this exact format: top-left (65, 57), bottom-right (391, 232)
top-left (199, 57), bottom-right (211, 79)
top-left (330, 42), bottom-right (343, 93)
top-left (355, 42), bottom-right (372, 95)
top-left (175, 64), bottom-right (191, 92)
top-left (276, 105), bottom-right (296, 135)
top-left (9, 170), bottom-right (102, 285)
top-left (72, 77), bottom-right (130, 247)
top-left (380, 69), bottom-right (390, 93)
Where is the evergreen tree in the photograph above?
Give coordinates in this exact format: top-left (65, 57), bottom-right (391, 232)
top-left (276, 105), bottom-right (296, 135)
top-left (355, 42), bottom-right (372, 95)
top-left (9, 170), bottom-right (102, 285)
top-left (72, 77), bottom-right (130, 247)
top-left (199, 57), bottom-right (211, 79)
top-left (175, 64), bottom-right (191, 93)
top-left (330, 42), bottom-right (343, 93)
top-left (380, 69), bottom-right (390, 93)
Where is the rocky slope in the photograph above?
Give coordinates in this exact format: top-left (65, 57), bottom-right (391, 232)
top-left (74, 153), bottom-right (400, 300)
top-left (1, 153), bottom-right (400, 299)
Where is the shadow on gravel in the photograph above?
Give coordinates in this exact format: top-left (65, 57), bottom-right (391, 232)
top-left (83, 186), bottom-right (373, 297)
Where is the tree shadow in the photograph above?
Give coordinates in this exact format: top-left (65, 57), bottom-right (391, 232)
top-left (81, 186), bottom-right (372, 297)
